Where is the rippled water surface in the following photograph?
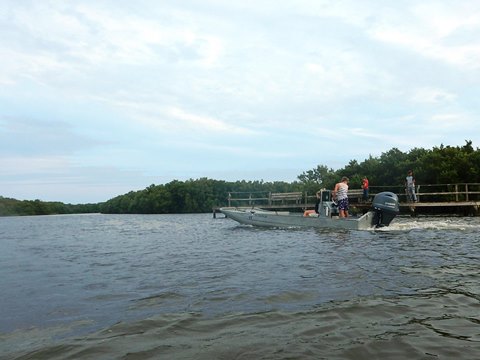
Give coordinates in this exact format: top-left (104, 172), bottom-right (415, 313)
top-left (1, 214), bottom-right (480, 359)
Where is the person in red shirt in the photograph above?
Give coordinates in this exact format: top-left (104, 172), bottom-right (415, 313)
top-left (362, 177), bottom-right (369, 202)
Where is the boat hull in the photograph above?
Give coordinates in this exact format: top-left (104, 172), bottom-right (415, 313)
top-left (220, 208), bottom-right (377, 231)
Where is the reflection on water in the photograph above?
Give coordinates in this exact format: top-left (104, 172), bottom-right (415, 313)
top-left (1, 214), bottom-right (480, 359)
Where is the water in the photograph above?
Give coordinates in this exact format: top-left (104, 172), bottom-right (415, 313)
top-left (1, 214), bottom-right (480, 359)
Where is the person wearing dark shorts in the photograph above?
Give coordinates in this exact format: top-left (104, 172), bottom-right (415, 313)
top-left (337, 198), bottom-right (349, 214)
top-left (333, 176), bottom-right (349, 218)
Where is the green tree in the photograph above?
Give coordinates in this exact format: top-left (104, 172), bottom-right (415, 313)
top-left (297, 165), bottom-right (337, 193)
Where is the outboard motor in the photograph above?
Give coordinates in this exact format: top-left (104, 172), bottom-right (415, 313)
top-left (372, 192), bottom-right (400, 227)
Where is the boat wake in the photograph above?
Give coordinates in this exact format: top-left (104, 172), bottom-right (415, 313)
top-left (377, 217), bottom-right (480, 232)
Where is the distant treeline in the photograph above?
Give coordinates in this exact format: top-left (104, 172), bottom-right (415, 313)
top-left (0, 197), bottom-right (100, 217)
top-left (2, 141), bottom-right (479, 216)
top-left (100, 179), bottom-right (301, 214)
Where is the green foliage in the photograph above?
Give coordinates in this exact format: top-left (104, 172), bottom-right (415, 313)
top-left (297, 165), bottom-right (337, 192)
top-left (419, 141), bottom-right (478, 184)
top-left (99, 178), bottom-right (302, 214)
top-left (297, 141), bottom-right (480, 191)
top-left (0, 196), bottom-right (100, 216)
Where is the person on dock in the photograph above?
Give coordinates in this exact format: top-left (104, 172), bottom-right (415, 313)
top-left (405, 170), bottom-right (417, 202)
top-left (333, 176), bottom-right (349, 218)
top-left (362, 176), bottom-right (369, 202)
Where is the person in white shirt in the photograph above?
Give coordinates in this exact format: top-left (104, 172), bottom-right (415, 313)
top-left (405, 170), bottom-right (417, 202)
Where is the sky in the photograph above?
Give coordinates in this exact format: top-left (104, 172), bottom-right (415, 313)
top-left (1, 0), bottom-right (480, 204)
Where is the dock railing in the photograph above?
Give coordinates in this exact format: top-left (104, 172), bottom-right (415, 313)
top-left (226, 183), bottom-right (480, 207)
top-left (368, 183), bottom-right (480, 203)
top-left (227, 191), bottom-right (304, 207)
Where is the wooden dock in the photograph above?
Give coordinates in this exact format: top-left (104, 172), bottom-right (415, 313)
top-left (213, 183), bottom-right (480, 217)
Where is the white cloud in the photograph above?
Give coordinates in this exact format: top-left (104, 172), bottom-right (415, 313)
top-left (187, 142), bottom-right (296, 159)
top-left (0, 1), bottom-right (225, 88)
top-left (90, 93), bottom-right (258, 136)
top-left (167, 107), bottom-right (256, 135)
top-left (413, 2), bottom-right (480, 38)
top-left (73, 4), bottom-right (224, 67)
top-left (411, 87), bottom-right (457, 103)
top-left (0, 156), bottom-right (70, 176)
top-left (428, 113), bottom-right (471, 128)
top-left (368, 2), bottom-right (480, 69)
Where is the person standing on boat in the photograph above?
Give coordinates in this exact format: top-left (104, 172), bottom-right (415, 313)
top-left (405, 170), bottom-right (417, 202)
top-left (333, 176), bottom-right (349, 218)
top-left (362, 176), bottom-right (369, 202)
top-left (314, 191), bottom-right (321, 213)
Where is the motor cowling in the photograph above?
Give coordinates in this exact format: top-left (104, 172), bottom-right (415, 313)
top-left (372, 191), bottom-right (400, 227)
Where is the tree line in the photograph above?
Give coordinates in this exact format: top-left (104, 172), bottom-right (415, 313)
top-left (0, 197), bottom-right (100, 216)
top-left (298, 140), bottom-right (480, 195)
top-left (1, 141), bottom-right (479, 216)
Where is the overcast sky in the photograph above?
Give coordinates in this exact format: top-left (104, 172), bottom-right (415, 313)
top-left (1, 1), bottom-right (480, 204)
